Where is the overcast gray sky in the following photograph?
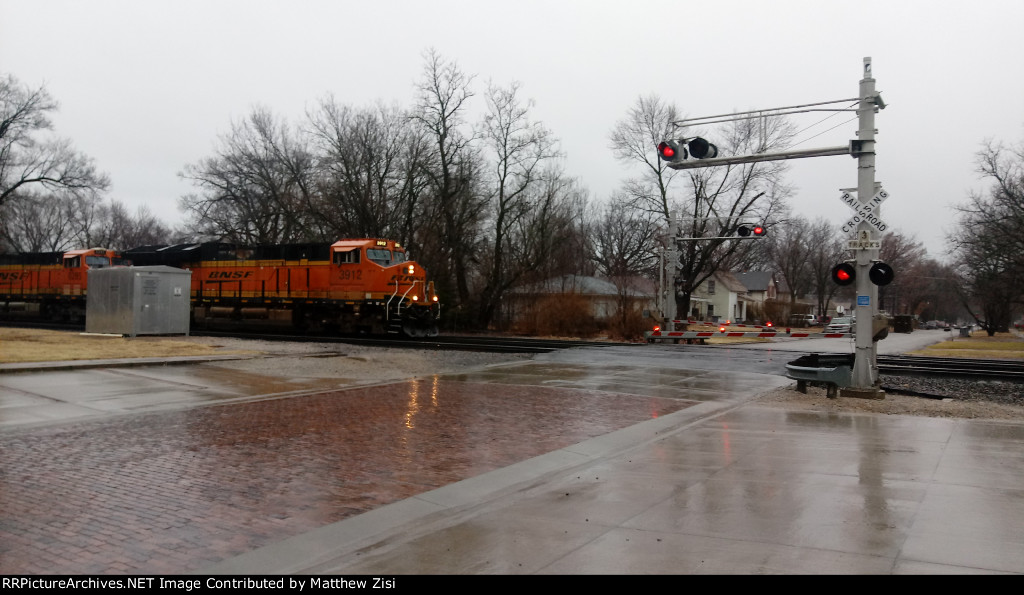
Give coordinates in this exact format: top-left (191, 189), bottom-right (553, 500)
top-left (3, 0), bottom-right (1023, 259)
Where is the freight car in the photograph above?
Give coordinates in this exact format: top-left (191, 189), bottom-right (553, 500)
top-left (0, 248), bottom-right (130, 322)
top-left (124, 238), bottom-right (440, 337)
top-left (1, 239), bottom-right (441, 337)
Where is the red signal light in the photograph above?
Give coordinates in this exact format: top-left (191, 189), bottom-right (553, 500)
top-left (831, 262), bottom-right (856, 286)
top-left (657, 140), bottom-right (686, 162)
top-left (766, 321), bottom-right (773, 327)
top-left (737, 223), bottom-right (767, 238)
top-left (718, 325), bottom-right (726, 333)
top-left (653, 325), bottom-right (661, 332)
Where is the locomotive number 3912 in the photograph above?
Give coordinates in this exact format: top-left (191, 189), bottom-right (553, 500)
top-left (338, 269), bottom-right (363, 281)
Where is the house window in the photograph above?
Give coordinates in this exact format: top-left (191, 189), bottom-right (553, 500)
top-left (708, 280), bottom-right (716, 295)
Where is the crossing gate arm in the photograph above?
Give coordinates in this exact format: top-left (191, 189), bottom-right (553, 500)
top-left (645, 330), bottom-right (854, 342)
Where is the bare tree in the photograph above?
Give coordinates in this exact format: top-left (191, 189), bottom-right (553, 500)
top-left (474, 81), bottom-right (563, 328)
top-left (610, 95), bottom-right (795, 316)
top-left (410, 49), bottom-right (487, 312)
top-left (84, 202), bottom-right (172, 250)
top-left (950, 137), bottom-right (1024, 334)
top-left (608, 95), bottom-right (679, 221)
top-left (588, 193), bottom-right (661, 335)
top-left (765, 216), bottom-right (814, 313)
top-left (179, 107), bottom-right (316, 244)
top-left (590, 193), bottom-right (660, 279)
top-left (804, 218), bottom-right (847, 317)
top-left (875, 230), bottom-right (927, 314)
top-left (0, 74), bottom-right (109, 209)
top-left (900, 258), bottom-right (961, 322)
top-left (0, 189), bottom-right (171, 253)
top-left (0, 189), bottom-right (80, 252)
top-left (306, 98), bottom-right (429, 245)
top-left (889, 253), bottom-right (954, 321)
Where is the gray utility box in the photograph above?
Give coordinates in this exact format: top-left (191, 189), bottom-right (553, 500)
top-left (86, 266), bottom-right (192, 336)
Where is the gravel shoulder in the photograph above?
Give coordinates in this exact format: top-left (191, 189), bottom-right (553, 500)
top-left (755, 379), bottom-right (1024, 421)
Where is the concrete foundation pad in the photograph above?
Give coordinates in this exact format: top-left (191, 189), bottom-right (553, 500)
top-left (840, 386), bottom-right (886, 400)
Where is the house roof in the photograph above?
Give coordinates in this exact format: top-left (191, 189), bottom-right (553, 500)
top-left (513, 275), bottom-right (654, 298)
top-left (734, 271), bottom-right (774, 292)
top-left (714, 270), bottom-right (749, 294)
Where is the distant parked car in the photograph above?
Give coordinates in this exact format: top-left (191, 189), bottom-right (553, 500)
top-left (789, 314), bottom-right (816, 327)
top-left (825, 316), bottom-right (855, 334)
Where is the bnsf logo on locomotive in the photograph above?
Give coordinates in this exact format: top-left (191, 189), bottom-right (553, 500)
top-left (0, 272), bottom-right (31, 281)
top-left (207, 271), bottom-right (253, 279)
top-left (389, 274), bottom-right (419, 282)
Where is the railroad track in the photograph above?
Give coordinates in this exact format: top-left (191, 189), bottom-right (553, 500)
top-left (187, 329), bottom-right (632, 354)
top-left (6, 321), bottom-right (1021, 380)
top-left (0, 320), bottom-right (629, 354)
top-left (877, 354), bottom-right (1024, 383)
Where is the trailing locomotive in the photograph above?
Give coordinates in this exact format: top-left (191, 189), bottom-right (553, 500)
top-left (1, 239), bottom-right (441, 337)
top-left (0, 248), bottom-right (130, 322)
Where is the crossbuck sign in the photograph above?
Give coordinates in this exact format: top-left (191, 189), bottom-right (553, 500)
top-left (839, 188), bottom-right (889, 235)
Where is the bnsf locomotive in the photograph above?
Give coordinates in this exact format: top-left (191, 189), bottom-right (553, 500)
top-left (0, 248), bottom-right (131, 322)
top-left (1, 239), bottom-right (440, 337)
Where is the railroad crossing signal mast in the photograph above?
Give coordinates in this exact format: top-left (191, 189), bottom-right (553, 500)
top-left (660, 57), bottom-right (887, 397)
top-left (849, 57), bottom-right (885, 396)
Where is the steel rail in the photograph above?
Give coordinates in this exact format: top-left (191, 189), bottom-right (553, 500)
top-left (878, 355), bottom-right (1024, 383)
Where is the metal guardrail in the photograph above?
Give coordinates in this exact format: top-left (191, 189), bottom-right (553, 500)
top-left (784, 353), bottom-right (855, 398)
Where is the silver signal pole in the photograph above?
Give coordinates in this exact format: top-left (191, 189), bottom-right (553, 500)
top-left (849, 57), bottom-right (883, 396)
top-left (658, 58), bottom-right (887, 395)
top-left (664, 217), bottom-right (678, 331)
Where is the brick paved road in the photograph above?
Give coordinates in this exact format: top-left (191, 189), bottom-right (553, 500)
top-left (0, 375), bottom-right (693, 574)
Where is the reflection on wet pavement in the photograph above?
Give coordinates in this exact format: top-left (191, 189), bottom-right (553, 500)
top-left (0, 362), bottom-right (702, 574)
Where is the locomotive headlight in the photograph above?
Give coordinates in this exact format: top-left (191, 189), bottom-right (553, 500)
top-left (407, 265), bottom-right (415, 274)
top-left (432, 296), bottom-right (438, 302)
top-left (412, 295), bottom-right (419, 301)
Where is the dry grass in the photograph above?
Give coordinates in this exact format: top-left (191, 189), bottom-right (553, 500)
top-left (705, 337), bottom-right (773, 345)
top-left (0, 328), bottom-right (256, 364)
top-left (906, 332), bottom-right (1024, 360)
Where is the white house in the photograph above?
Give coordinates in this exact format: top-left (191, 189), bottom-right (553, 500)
top-left (687, 270), bottom-right (755, 322)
